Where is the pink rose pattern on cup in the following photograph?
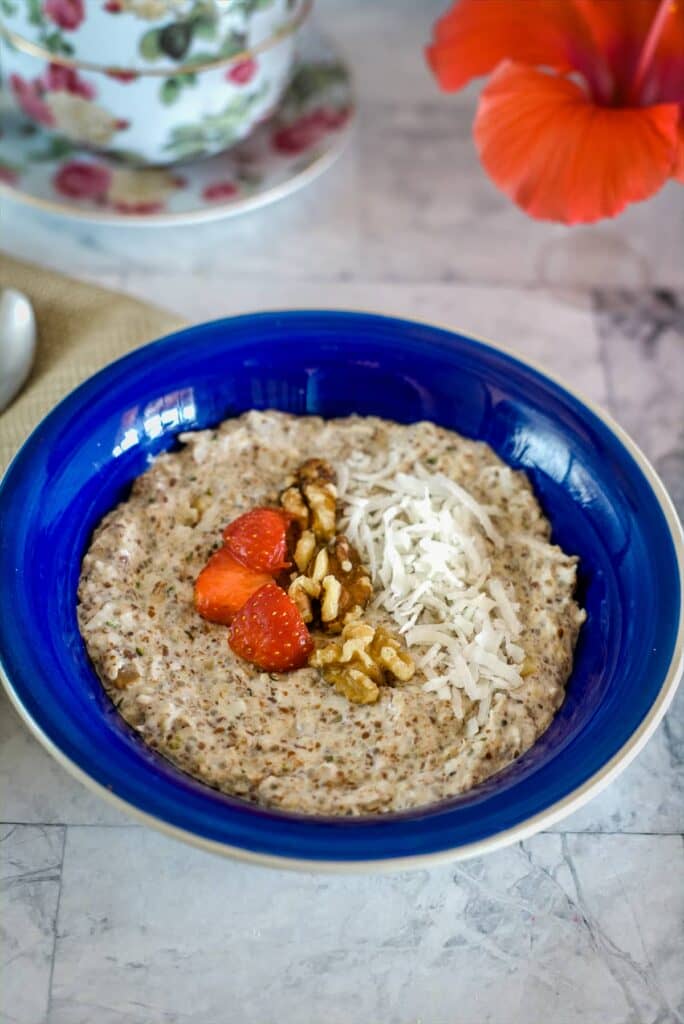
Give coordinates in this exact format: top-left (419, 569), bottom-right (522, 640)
top-left (53, 160), bottom-right (111, 200)
top-left (272, 107), bottom-right (350, 155)
top-left (0, 165), bottom-right (19, 186)
top-left (44, 0), bottom-right (85, 32)
top-left (227, 59), bottom-right (258, 86)
top-left (0, 55), bottom-right (353, 217)
top-left (9, 74), bottom-right (54, 127)
top-left (9, 65), bottom-right (128, 149)
top-left (202, 181), bottom-right (239, 201)
top-left (42, 64), bottom-right (95, 99)
top-left (1, 0), bottom-right (311, 163)
top-left (53, 159), bottom-right (185, 213)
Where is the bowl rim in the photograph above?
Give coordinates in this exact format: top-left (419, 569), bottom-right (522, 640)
top-left (0, 0), bottom-right (312, 77)
top-left (1, 310), bottom-right (682, 873)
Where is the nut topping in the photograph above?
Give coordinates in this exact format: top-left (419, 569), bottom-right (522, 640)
top-left (287, 574), bottom-right (320, 623)
top-left (280, 486), bottom-right (309, 531)
top-left (310, 547), bottom-right (330, 583)
top-left (325, 535), bottom-right (373, 631)
top-left (282, 459), bottom-right (415, 701)
top-left (324, 666), bottom-right (380, 705)
top-left (368, 627), bottom-right (416, 682)
top-left (320, 574), bottom-right (342, 623)
top-left (310, 620), bottom-right (415, 704)
top-left (287, 533), bottom-right (373, 634)
top-left (280, 458), bottom-right (338, 541)
top-left (293, 530), bottom-right (316, 572)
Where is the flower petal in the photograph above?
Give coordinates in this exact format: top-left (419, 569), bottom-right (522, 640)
top-left (574, 0), bottom-right (684, 102)
top-left (673, 114), bottom-right (684, 181)
top-left (473, 62), bottom-right (680, 223)
top-left (426, 0), bottom-right (600, 92)
top-left (647, 2), bottom-right (684, 104)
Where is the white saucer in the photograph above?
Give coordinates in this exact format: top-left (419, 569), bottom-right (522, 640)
top-left (0, 28), bottom-right (353, 226)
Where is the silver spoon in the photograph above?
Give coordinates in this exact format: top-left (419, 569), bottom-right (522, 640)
top-left (0, 288), bottom-right (37, 413)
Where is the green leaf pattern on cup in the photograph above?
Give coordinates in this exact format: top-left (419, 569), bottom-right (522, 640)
top-left (159, 72), bottom-right (198, 106)
top-left (0, 44), bottom-right (353, 213)
top-left (0, 156), bottom-right (21, 176)
top-left (25, 0), bottom-right (41, 26)
top-left (21, 0), bottom-right (74, 55)
top-left (137, 1), bottom-right (227, 65)
top-left (28, 136), bottom-right (76, 162)
top-left (230, 0), bottom-right (279, 14)
top-left (163, 82), bottom-right (267, 159)
top-left (282, 63), bottom-right (349, 113)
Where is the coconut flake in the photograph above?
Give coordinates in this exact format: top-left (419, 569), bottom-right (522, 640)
top-left (338, 450), bottom-right (530, 729)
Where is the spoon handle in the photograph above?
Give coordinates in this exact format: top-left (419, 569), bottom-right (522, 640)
top-left (0, 288), bottom-right (37, 413)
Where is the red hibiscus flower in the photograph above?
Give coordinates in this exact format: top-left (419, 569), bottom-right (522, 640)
top-left (54, 161), bottom-right (111, 199)
top-left (9, 74), bottom-right (54, 127)
top-left (44, 0), bottom-right (85, 31)
top-left (226, 58), bottom-right (258, 85)
top-left (272, 107), bottom-right (350, 155)
top-left (426, 0), bottom-right (684, 224)
top-left (42, 63), bottom-right (95, 99)
top-left (202, 181), bottom-right (239, 201)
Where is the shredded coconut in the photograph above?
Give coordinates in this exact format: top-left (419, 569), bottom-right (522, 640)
top-left (339, 451), bottom-right (530, 734)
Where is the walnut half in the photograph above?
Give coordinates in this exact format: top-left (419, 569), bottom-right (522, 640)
top-left (280, 457), bottom-right (415, 705)
top-left (324, 535), bottom-right (373, 632)
top-left (310, 621), bottom-right (415, 704)
top-left (287, 533), bottom-right (373, 633)
top-left (280, 458), bottom-right (338, 540)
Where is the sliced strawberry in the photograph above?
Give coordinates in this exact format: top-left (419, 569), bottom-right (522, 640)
top-left (194, 547), bottom-right (272, 625)
top-left (229, 582), bottom-right (313, 672)
top-left (222, 507), bottom-right (294, 573)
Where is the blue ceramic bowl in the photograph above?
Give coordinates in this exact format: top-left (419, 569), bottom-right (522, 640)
top-left (1, 312), bottom-right (682, 871)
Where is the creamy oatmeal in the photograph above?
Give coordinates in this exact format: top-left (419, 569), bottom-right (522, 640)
top-left (78, 411), bottom-right (585, 815)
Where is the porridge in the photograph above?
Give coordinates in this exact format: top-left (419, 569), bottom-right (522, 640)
top-left (78, 411), bottom-right (585, 815)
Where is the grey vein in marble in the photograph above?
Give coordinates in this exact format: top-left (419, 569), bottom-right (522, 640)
top-left (595, 288), bottom-right (684, 515)
top-left (45, 828), bottom-right (683, 1024)
top-left (0, 825), bottom-right (64, 1024)
top-left (0, 693), bottom-right (131, 828)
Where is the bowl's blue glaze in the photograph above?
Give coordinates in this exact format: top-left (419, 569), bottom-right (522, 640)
top-left (0, 311), bottom-right (681, 866)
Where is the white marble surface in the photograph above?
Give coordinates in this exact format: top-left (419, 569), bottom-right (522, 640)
top-left (44, 829), bottom-right (683, 1024)
top-left (1, 1), bottom-right (683, 1021)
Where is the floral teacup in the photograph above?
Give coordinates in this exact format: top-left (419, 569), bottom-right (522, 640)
top-left (0, 0), bottom-right (311, 165)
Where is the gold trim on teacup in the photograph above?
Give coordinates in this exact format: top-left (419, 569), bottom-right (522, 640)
top-left (0, 0), bottom-right (312, 78)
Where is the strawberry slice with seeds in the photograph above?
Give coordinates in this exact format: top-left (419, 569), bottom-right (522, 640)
top-left (223, 507), bottom-right (294, 573)
top-left (194, 547), bottom-right (272, 625)
top-left (229, 582), bottom-right (313, 672)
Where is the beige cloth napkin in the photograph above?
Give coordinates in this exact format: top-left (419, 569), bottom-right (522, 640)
top-left (0, 255), bottom-right (185, 474)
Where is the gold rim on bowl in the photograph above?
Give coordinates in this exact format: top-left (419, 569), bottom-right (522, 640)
top-left (0, 0), bottom-right (312, 78)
